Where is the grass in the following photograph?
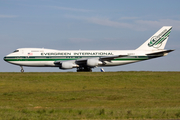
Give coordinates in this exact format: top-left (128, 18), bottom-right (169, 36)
top-left (0, 71), bottom-right (180, 119)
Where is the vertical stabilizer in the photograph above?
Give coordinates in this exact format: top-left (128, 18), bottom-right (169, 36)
top-left (136, 26), bottom-right (172, 51)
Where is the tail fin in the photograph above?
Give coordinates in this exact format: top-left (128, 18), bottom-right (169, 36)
top-left (136, 26), bottom-right (172, 51)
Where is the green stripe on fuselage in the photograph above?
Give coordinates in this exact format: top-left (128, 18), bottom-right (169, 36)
top-left (4, 56), bottom-right (149, 62)
top-left (113, 56), bottom-right (148, 61)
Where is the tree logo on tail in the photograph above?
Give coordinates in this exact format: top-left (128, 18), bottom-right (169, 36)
top-left (148, 29), bottom-right (171, 48)
top-left (148, 36), bottom-right (163, 48)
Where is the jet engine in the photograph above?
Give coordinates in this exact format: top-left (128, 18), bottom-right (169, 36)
top-left (60, 61), bottom-right (79, 69)
top-left (87, 58), bottom-right (103, 67)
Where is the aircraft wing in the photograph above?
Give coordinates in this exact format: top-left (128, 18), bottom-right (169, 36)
top-left (54, 55), bottom-right (127, 65)
top-left (54, 60), bottom-right (76, 64)
top-left (75, 55), bottom-right (127, 64)
top-left (99, 55), bottom-right (127, 61)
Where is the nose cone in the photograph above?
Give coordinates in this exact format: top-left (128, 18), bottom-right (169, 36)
top-left (4, 56), bottom-right (9, 62)
top-left (4, 53), bottom-right (12, 62)
top-left (4, 55), bottom-right (15, 65)
top-left (4, 56), bottom-right (7, 61)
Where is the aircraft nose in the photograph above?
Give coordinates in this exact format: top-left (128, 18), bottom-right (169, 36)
top-left (4, 56), bottom-right (8, 62)
top-left (4, 56), bottom-right (7, 61)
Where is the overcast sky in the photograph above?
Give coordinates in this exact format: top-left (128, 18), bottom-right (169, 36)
top-left (1, 0), bottom-right (180, 72)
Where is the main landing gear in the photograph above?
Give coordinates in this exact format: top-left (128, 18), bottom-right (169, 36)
top-left (77, 67), bottom-right (92, 72)
top-left (20, 66), bottom-right (24, 73)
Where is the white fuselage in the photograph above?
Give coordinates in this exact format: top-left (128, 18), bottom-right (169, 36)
top-left (4, 48), bottom-right (155, 67)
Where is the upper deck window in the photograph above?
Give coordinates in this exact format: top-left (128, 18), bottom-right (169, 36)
top-left (13, 50), bottom-right (19, 53)
top-left (31, 50), bottom-right (39, 52)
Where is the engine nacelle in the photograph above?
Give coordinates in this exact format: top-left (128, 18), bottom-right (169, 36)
top-left (87, 58), bottom-right (103, 67)
top-left (60, 62), bottom-right (79, 69)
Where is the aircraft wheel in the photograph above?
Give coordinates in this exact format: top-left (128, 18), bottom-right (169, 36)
top-left (21, 69), bottom-right (24, 73)
top-left (20, 66), bottom-right (24, 73)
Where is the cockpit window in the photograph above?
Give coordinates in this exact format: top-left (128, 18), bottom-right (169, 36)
top-left (13, 50), bottom-right (19, 53)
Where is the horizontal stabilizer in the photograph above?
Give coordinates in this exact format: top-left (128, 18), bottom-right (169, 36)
top-left (146, 49), bottom-right (174, 56)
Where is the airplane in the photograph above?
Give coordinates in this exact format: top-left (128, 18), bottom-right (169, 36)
top-left (4, 26), bottom-right (174, 72)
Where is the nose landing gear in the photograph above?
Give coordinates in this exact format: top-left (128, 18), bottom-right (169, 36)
top-left (20, 66), bottom-right (24, 73)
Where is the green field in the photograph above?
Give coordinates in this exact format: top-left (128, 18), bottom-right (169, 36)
top-left (0, 72), bottom-right (180, 119)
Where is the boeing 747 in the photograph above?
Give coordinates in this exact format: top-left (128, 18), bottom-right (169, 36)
top-left (4, 26), bottom-right (174, 72)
